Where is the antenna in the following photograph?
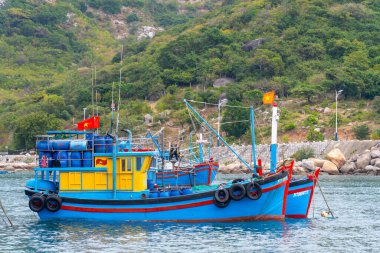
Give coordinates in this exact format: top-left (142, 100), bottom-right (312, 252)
top-left (111, 82), bottom-right (115, 134)
top-left (116, 45), bottom-right (123, 133)
top-left (91, 67), bottom-right (94, 117)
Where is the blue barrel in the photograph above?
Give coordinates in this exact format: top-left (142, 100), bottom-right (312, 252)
top-left (94, 136), bottom-right (105, 153)
top-left (170, 189), bottom-right (180, 196)
top-left (181, 187), bottom-right (193, 195)
top-left (83, 151), bottom-right (92, 167)
top-left (70, 140), bottom-right (88, 151)
top-left (53, 151), bottom-right (68, 167)
top-left (39, 151), bottom-right (52, 167)
top-left (70, 152), bottom-right (82, 167)
top-left (105, 136), bottom-right (113, 153)
top-left (36, 140), bottom-right (52, 150)
top-left (52, 140), bottom-right (70, 150)
top-left (86, 133), bottom-right (94, 148)
top-left (159, 191), bottom-right (170, 198)
top-left (149, 191), bottom-right (159, 198)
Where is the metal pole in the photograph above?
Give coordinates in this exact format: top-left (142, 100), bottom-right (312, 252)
top-left (270, 103), bottom-right (278, 173)
top-left (335, 91), bottom-right (338, 141)
top-left (217, 100), bottom-right (221, 147)
top-left (112, 137), bottom-right (117, 199)
top-left (190, 132), bottom-right (193, 166)
top-left (83, 108), bottom-right (87, 120)
top-left (184, 100), bottom-right (253, 172)
top-left (250, 106), bottom-right (257, 175)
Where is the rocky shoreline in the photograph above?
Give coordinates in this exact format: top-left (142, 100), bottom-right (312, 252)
top-left (1, 143), bottom-right (380, 175)
top-left (218, 142), bottom-right (380, 175)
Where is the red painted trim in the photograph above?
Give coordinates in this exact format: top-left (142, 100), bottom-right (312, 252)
top-left (262, 179), bottom-right (287, 193)
top-left (282, 166), bottom-right (292, 215)
top-left (207, 163), bottom-right (212, 185)
top-left (288, 186), bottom-right (313, 195)
top-left (62, 199), bottom-right (215, 213)
top-left (285, 214), bottom-right (307, 219)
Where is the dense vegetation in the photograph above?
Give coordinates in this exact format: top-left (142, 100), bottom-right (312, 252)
top-left (0, 0), bottom-right (379, 150)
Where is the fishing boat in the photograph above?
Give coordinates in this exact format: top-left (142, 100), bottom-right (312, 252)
top-left (24, 100), bottom-right (291, 222)
top-left (286, 168), bottom-right (320, 218)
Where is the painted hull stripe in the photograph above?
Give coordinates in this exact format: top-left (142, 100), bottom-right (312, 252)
top-left (288, 186), bottom-right (313, 195)
top-left (62, 199), bottom-right (215, 213)
top-left (285, 214), bottom-right (307, 219)
top-left (262, 180), bottom-right (287, 193)
top-left (147, 215), bottom-right (284, 222)
top-left (61, 180), bottom-right (287, 213)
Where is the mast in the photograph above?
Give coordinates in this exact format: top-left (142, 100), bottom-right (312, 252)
top-left (250, 106), bottom-right (257, 175)
top-left (116, 45), bottom-right (123, 133)
top-left (270, 103), bottom-right (278, 173)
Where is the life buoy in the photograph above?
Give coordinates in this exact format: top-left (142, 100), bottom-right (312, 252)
top-left (246, 182), bottom-right (262, 200)
top-left (232, 178), bottom-right (244, 184)
top-left (213, 189), bottom-right (230, 208)
top-left (29, 193), bottom-right (46, 212)
top-left (45, 194), bottom-right (62, 212)
top-left (229, 183), bottom-right (246, 201)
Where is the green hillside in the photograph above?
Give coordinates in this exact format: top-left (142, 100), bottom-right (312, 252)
top-left (0, 0), bottom-right (379, 151)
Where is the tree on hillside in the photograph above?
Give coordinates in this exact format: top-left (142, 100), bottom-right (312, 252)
top-left (290, 83), bottom-right (321, 103)
top-left (221, 102), bottom-right (249, 138)
top-left (13, 113), bottom-right (61, 150)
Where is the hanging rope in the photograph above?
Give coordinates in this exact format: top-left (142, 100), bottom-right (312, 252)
top-left (317, 180), bottom-right (335, 218)
top-left (0, 199), bottom-right (13, 226)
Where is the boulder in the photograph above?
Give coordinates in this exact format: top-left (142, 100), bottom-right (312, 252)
top-left (310, 158), bottom-right (326, 168)
top-left (323, 107), bottom-right (331, 114)
top-left (242, 38), bottom-right (266, 51)
top-left (321, 161), bottom-right (340, 175)
top-left (339, 162), bottom-right (356, 174)
top-left (213, 78), bottom-right (234, 88)
top-left (356, 152), bottom-right (371, 170)
top-left (293, 166), bottom-right (307, 175)
top-left (144, 114), bottom-right (153, 125)
top-left (374, 159), bottom-right (380, 168)
top-left (302, 160), bottom-right (315, 171)
top-left (370, 149), bottom-right (380, 159)
top-left (364, 165), bottom-right (379, 173)
top-left (350, 154), bottom-right (359, 162)
top-left (325, 148), bottom-right (346, 168)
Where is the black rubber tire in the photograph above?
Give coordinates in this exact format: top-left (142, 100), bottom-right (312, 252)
top-left (45, 194), bottom-right (62, 212)
top-left (229, 183), bottom-right (246, 201)
top-left (213, 189), bottom-right (230, 208)
top-left (29, 193), bottom-right (46, 212)
top-left (246, 182), bottom-right (262, 200)
top-left (232, 178), bottom-right (245, 184)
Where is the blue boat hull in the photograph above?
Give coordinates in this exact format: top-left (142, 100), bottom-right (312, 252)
top-left (155, 162), bottom-right (219, 186)
top-left (285, 169), bottom-right (320, 218)
top-left (27, 171), bottom-right (289, 222)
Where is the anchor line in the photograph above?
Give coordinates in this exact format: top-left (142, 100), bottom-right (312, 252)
top-left (0, 199), bottom-right (13, 226)
top-left (316, 180), bottom-right (334, 218)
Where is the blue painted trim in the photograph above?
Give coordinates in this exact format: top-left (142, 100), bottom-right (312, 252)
top-left (47, 131), bottom-right (87, 135)
top-left (94, 151), bottom-right (158, 157)
top-left (270, 143), bottom-right (277, 173)
top-left (34, 167), bottom-right (108, 172)
top-left (112, 142), bottom-right (117, 198)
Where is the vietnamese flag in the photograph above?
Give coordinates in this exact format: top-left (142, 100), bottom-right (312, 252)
top-left (77, 116), bottom-right (100, 130)
top-left (262, 91), bottom-right (275, 105)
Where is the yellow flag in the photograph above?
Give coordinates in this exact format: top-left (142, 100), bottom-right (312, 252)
top-left (262, 91), bottom-right (275, 105)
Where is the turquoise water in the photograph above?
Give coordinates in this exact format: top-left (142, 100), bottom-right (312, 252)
top-left (0, 173), bottom-right (379, 252)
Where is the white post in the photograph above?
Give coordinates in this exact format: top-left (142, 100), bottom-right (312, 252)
top-left (83, 108), bottom-right (87, 120)
top-left (270, 103), bottom-right (278, 172)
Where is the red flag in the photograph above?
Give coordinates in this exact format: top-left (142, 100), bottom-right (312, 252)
top-left (77, 116), bottom-right (100, 130)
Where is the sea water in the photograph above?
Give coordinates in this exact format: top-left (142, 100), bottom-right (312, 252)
top-left (0, 173), bottom-right (378, 252)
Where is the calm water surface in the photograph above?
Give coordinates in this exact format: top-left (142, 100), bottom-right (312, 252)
top-left (0, 173), bottom-right (379, 252)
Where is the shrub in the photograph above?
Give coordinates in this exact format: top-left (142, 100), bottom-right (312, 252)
top-left (303, 115), bottom-right (318, 126)
top-left (291, 147), bottom-right (315, 161)
top-left (284, 123), bottom-right (296, 131)
top-left (306, 127), bottom-right (324, 141)
top-left (373, 96), bottom-right (380, 114)
top-left (371, 129), bottom-right (380, 140)
top-left (353, 125), bottom-right (370, 140)
top-left (126, 13), bottom-right (139, 23)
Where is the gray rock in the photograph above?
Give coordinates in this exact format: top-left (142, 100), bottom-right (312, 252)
top-left (370, 158), bottom-right (377, 166)
top-left (339, 162), bottom-right (356, 174)
top-left (322, 161), bottom-right (340, 175)
top-left (370, 149), bottom-right (380, 159)
top-left (364, 165), bottom-right (378, 172)
top-left (242, 38), bottom-right (266, 51)
top-left (213, 78), bottom-right (234, 88)
top-left (302, 160), bottom-right (315, 171)
top-left (293, 166), bottom-right (307, 175)
top-left (374, 159), bottom-right (380, 168)
top-left (356, 152), bottom-right (371, 170)
top-left (350, 154), bottom-right (359, 162)
top-left (323, 107), bottom-right (331, 114)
